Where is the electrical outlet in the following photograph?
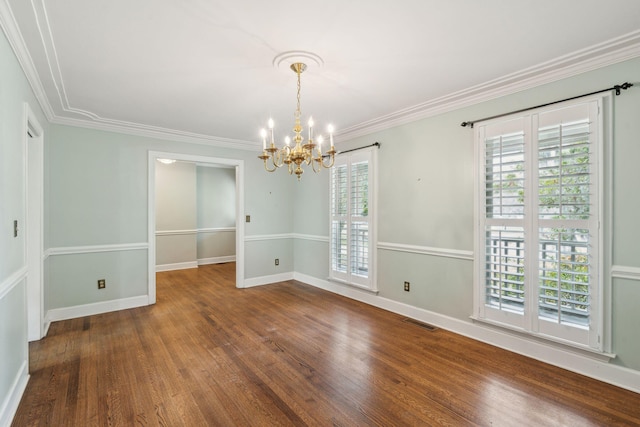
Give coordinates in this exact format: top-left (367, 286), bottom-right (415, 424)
top-left (246, 215), bottom-right (251, 222)
top-left (404, 281), bottom-right (410, 292)
top-left (98, 279), bottom-right (106, 289)
top-left (275, 258), bottom-right (279, 266)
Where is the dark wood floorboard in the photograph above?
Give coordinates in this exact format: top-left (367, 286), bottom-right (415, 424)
top-left (12, 263), bottom-right (640, 426)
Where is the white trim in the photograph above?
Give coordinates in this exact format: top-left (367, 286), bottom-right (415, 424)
top-left (46, 295), bottom-right (149, 323)
top-left (155, 261), bottom-right (198, 272)
top-left (0, 267), bottom-right (27, 301)
top-left (148, 151), bottom-right (245, 300)
top-left (53, 116), bottom-right (259, 151)
top-left (156, 227), bottom-right (236, 236)
top-left (611, 265), bottom-right (640, 281)
top-left (24, 102), bottom-right (45, 341)
top-left (244, 233), bottom-right (327, 242)
top-left (377, 241), bottom-right (474, 261)
top-left (156, 229), bottom-right (197, 237)
top-left (293, 272), bottom-right (640, 394)
top-left (198, 227), bottom-right (236, 233)
top-left (243, 272), bottom-right (294, 288)
top-left (244, 233), bottom-right (294, 242)
top-left (46, 242), bottom-right (148, 256)
top-left (0, 360), bottom-right (29, 427)
top-left (0, 1), bottom-right (55, 121)
top-left (3, 0), bottom-right (638, 155)
top-left (292, 233), bottom-right (328, 243)
top-left (337, 30), bottom-right (640, 141)
top-left (198, 256), bottom-right (236, 266)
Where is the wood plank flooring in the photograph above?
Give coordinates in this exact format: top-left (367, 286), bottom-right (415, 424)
top-left (12, 263), bottom-right (640, 426)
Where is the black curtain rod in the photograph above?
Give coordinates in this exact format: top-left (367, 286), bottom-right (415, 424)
top-left (460, 82), bottom-right (634, 128)
top-left (337, 141), bottom-right (381, 155)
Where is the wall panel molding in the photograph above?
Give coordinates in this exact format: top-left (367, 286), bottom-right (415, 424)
top-left (611, 265), bottom-right (640, 282)
top-left (244, 233), bottom-right (294, 242)
top-left (378, 241), bottom-right (474, 261)
top-left (0, 266), bottom-right (27, 300)
top-left (156, 227), bottom-right (236, 237)
top-left (45, 242), bottom-right (148, 258)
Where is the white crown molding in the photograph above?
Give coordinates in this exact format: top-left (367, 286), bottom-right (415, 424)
top-left (0, 0), bottom-right (54, 121)
top-left (337, 30), bottom-right (640, 141)
top-left (51, 116), bottom-right (260, 151)
top-left (4, 1), bottom-right (640, 151)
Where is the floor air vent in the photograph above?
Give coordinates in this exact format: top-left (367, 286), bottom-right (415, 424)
top-left (402, 318), bottom-right (438, 331)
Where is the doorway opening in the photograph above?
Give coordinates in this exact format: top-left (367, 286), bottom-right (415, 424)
top-left (147, 152), bottom-right (244, 304)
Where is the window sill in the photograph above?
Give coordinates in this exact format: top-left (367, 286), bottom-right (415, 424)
top-left (328, 277), bottom-right (379, 295)
top-left (470, 316), bottom-right (616, 363)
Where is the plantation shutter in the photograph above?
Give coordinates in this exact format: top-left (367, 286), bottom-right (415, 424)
top-left (330, 149), bottom-right (374, 290)
top-left (475, 99), bottom-right (602, 350)
top-left (534, 104), bottom-right (599, 345)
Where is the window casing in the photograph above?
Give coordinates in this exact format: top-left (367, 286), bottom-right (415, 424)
top-left (330, 149), bottom-right (376, 291)
top-left (474, 98), bottom-right (605, 351)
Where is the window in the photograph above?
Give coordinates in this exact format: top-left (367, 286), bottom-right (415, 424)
top-left (474, 98), bottom-right (604, 351)
top-left (330, 148), bottom-right (376, 291)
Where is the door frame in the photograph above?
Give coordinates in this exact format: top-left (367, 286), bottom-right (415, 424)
top-left (24, 103), bottom-right (44, 341)
top-left (147, 151), bottom-right (245, 303)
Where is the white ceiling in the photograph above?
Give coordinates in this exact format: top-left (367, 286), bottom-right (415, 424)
top-left (4, 0), bottom-right (640, 147)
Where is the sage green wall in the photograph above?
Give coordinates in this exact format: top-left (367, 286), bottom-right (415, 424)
top-left (47, 123), bottom-right (294, 310)
top-left (0, 28), bottom-right (48, 424)
top-left (196, 166), bottom-right (236, 259)
top-left (294, 57), bottom-right (640, 372)
top-left (197, 166), bottom-right (236, 229)
top-left (155, 161), bottom-right (197, 266)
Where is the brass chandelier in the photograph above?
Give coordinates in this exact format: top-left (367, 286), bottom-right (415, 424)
top-left (258, 62), bottom-right (335, 181)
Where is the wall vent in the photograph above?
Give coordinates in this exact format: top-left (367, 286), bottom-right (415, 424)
top-left (402, 318), bottom-right (438, 331)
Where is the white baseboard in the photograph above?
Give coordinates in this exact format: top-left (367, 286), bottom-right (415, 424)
top-left (197, 256), bottom-right (236, 265)
top-left (243, 272), bottom-right (294, 288)
top-left (293, 272), bottom-right (640, 394)
top-left (0, 360), bottom-right (29, 427)
top-left (46, 295), bottom-right (150, 323)
top-left (155, 261), bottom-right (198, 272)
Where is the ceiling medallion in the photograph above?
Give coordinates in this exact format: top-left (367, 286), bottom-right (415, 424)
top-left (258, 52), bottom-right (334, 181)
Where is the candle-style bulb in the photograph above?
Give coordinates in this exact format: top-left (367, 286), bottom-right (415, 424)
top-left (260, 129), bottom-right (267, 149)
top-left (317, 135), bottom-right (323, 154)
top-left (268, 118), bottom-right (274, 144)
top-left (328, 124), bottom-right (334, 147)
top-left (285, 136), bottom-right (291, 146)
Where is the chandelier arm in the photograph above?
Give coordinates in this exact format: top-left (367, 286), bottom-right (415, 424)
top-left (263, 158), bottom-right (277, 172)
top-left (311, 156), bottom-right (322, 173)
top-left (320, 153), bottom-right (336, 169)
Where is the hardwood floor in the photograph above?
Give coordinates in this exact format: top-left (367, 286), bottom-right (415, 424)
top-left (12, 263), bottom-right (640, 426)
